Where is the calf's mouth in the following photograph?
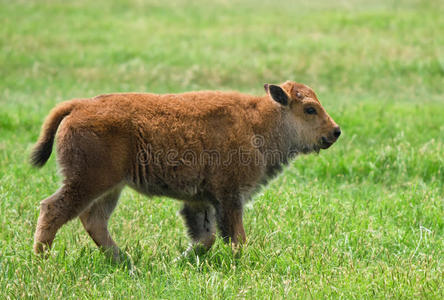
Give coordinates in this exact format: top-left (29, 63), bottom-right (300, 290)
top-left (320, 136), bottom-right (334, 149)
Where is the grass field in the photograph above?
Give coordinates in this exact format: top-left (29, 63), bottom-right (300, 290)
top-left (0, 0), bottom-right (443, 298)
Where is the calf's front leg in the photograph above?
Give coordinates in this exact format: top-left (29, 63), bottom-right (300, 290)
top-left (215, 200), bottom-right (246, 246)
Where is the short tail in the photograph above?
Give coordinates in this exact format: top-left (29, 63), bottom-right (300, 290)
top-left (30, 100), bottom-right (80, 167)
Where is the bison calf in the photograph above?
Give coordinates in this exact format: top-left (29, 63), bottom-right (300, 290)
top-left (31, 81), bottom-right (340, 260)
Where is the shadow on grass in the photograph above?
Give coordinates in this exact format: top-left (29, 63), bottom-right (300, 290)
top-left (172, 241), bottom-right (245, 272)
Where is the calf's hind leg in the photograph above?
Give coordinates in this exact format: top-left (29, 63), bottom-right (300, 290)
top-left (79, 187), bottom-right (122, 261)
top-left (33, 183), bottom-right (109, 254)
top-left (33, 129), bottom-right (127, 256)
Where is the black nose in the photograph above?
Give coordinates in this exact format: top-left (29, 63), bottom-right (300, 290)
top-left (333, 126), bottom-right (341, 138)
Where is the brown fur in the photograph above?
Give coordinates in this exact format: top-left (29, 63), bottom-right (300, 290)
top-left (31, 81), bottom-right (340, 259)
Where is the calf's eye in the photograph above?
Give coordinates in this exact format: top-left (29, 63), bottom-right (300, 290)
top-left (304, 107), bottom-right (317, 115)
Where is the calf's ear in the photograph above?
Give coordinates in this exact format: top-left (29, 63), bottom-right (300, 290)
top-left (264, 84), bottom-right (289, 106)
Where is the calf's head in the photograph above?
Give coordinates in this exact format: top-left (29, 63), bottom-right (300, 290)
top-left (264, 81), bottom-right (341, 154)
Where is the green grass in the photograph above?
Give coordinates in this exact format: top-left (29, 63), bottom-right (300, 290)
top-left (1, 0), bottom-right (443, 298)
